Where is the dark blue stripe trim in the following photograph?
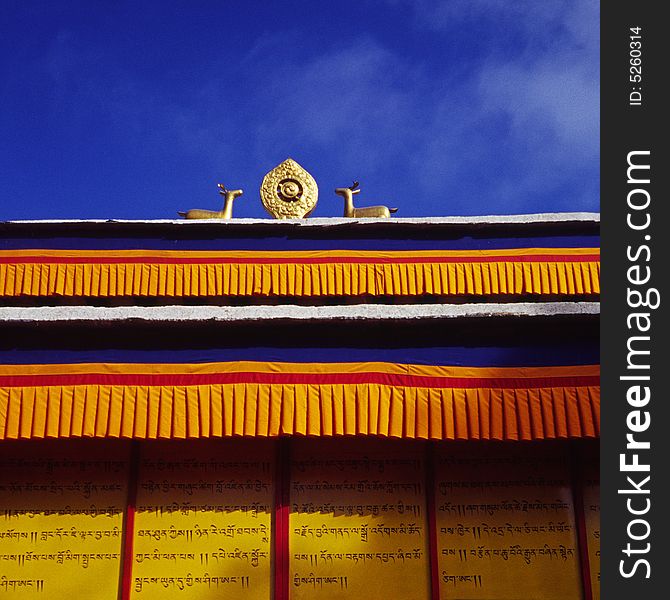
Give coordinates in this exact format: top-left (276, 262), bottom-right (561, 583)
top-left (0, 343), bottom-right (599, 368)
top-left (0, 235), bottom-right (600, 252)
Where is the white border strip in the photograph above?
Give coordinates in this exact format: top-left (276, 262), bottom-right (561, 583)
top-left (4, 213), bottom-right (599, 226)
top-left (0, 302), bottom-right (600, 324)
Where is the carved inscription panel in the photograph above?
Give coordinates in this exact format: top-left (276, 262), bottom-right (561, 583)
top-left (0, 440), bottom-right (129, 598)
top-left (131, 439), bottom-right (274, 599)
top-left (289, 438), bottom-right (430, 600)
top-left (435, 442), bottom-right (583, 600)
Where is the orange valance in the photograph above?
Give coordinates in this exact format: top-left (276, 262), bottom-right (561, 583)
top-left (0, 249), bottom-right (600, 298)
top-left (0, 363), bottom-right (600, 442)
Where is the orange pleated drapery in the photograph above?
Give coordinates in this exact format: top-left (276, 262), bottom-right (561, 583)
top-left (0, 362), bottom-right (600, 442)
top-left (0, 249), bottom-right (600, 298)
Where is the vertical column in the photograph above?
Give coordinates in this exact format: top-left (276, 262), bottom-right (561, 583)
top-left (274, 438), bottom-right (290, 600)
top-left (577, 442), bottom-right (600, 600)
top-left (425, 443), bottom-right (440, 600)
top-left (120, 441), bottom-right (140, 600)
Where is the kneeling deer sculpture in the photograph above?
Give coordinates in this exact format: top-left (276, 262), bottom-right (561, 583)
top-left (335, 181), bottom-right (397, 218)
top-left (178, 184), bottom-right (243, 219)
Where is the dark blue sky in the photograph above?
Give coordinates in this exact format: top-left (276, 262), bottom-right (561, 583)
top-left (0, 1), bottom-right (599, 220)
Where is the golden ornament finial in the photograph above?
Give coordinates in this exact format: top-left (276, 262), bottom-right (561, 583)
top-left (178, 184), bottom-right (243, 219)
top-left (335, 181), bottom-right (398, 218)
top-left (260, 158), bottom-right (318, 219)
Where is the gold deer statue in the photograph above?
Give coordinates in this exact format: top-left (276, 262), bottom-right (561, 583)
top-left (178, 184), bottom-right (243, 219)
top-left (335, 181), bottom-right (398, 218)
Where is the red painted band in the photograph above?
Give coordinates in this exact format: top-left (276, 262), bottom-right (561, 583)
top-left (120, 442), bottom-right (140, 600)
top-left (0, 253), bottom-right (600, 265)
top-left (0, 371), bottom-right (600, 389)
top-left (274, 439), bottom-right (290, 600)
top-left (426, 445), bottom-right (441, 600)
top-left (571, 446), bottom-right (594, 600)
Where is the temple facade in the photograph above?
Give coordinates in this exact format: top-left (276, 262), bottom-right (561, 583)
top-left (0, 214), bottom-right (600, 599)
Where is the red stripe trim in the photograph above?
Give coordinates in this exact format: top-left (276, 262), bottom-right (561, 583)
top-left (426, 445), bottom-right (440, 600)
top-left (571, 447), bottom-right (594, 600)
top-left (0, 372), bottom-right (600, 389)
top-left (275, 439), bottom-right (290, 600)
top-left (120, 442), bottom-right (140, 600)
top-left (0, 254), bottom-right (600, 265)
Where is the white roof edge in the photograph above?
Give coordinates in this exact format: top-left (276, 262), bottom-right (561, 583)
top-left (0, 302), bottom-right (600, 324)
top-left (3, 213), bottom-right (600, 226)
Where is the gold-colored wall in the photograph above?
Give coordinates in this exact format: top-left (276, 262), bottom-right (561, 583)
top-left (0, 440), bottom-right (129, 598)
top-left (0, 439), bottom-right (599, 599)
top-left (289, 438), bottom-right (430, 599)
top-left (435, 443), bottom-right (583, 599)
top-left (131, 439), bottom-right (274, 599)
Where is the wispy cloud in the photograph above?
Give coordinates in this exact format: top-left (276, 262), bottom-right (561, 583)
top-left (241, 0), bottom-right (599, 213)
top-left (15, 1), bottom-right (598, 218)
top-left (251, 39), bottom-right (426, 173)
top-left (396, 0), bottom-right (599, 212)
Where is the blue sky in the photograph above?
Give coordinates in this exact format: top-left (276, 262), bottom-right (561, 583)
top-left (0, 1), bottom-right (599, 220)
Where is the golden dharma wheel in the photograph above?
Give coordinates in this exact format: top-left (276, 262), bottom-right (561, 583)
top-left (260, 158), bottom-right (318, 219)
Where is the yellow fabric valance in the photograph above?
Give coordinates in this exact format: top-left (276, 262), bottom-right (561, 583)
top-left (0, 363), bottom-right (600, 442)
top-left (0, 249), bottom-right (600, 298)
